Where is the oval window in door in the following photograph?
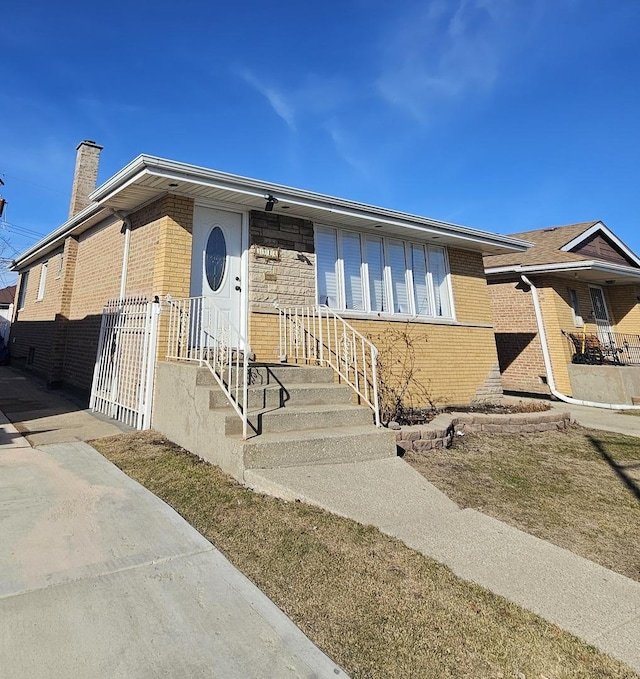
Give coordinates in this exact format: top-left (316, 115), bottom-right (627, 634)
top-left (205, 226), bottom-right (226, 292)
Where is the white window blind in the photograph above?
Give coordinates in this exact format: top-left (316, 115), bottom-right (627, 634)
top-left (429, 246), bottom-right (451, 317)
top-left (342, 231), bottom-right (364, 311)
top-left (366, 237), bottom-right (386, 312)
top-left (17, 271), bottom-right (29, 310)
top-left (37, 261), bottom-right (48, 301)
top-left (388, 240), bottom-right (410, 314)
top-left (314, 227), bottom-right (454, 319)
top-left (316, 228), bottom-right (339, 307)
top-left (411, 244), bottom-right (431, 316)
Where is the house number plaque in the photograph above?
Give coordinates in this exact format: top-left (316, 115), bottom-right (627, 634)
top-left (255, 246), bottom-right (280, 260)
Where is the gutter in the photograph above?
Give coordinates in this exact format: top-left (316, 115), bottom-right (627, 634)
top-left (10, 202), bottom-right (108, 270)
top-left (520, 274), bottom-right (640, 410)
top-left (93, 155), bottom-right (533, 253)
top-left (112, 210), bottom-right (131, 300)
top-left (488, 261), bottom-right (640, 279)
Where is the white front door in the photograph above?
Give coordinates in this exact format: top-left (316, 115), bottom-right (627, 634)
top-left (589, 285), bottom-right (614, 346)
top-left (190, 206), bottom-right (245, 346)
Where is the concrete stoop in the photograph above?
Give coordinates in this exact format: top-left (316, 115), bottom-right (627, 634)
top-left (153, 361), bottom-right (396, 483)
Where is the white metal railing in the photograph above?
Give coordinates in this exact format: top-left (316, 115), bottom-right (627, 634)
top-left (277, 304), bottom-right (381, 426)
top-left (166, 295), bottom-right (251, 439)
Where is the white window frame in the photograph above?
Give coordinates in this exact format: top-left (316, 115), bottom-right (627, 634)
top-left (314, 225), bottom-right (455, 320)
top-left (568, 288), bottom-right (583, 327)
top-left (17, 271), bottom-right (29, 310)
top-left (36, 261), bottom-right (48, 301)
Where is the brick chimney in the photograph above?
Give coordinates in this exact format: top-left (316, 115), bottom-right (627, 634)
top-left (68, 140), bottom-right (103, 218)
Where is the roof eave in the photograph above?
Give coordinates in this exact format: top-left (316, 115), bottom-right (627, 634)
top-left (485, 260), bottom-right (640, 280)
top-left (10, 203), bottom-right (110, 270)
top-left (92, 156), bottom-right (532, 254)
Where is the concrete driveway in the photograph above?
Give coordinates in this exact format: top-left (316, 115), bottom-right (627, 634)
top-left (0, 367), bottom-right (346, 678)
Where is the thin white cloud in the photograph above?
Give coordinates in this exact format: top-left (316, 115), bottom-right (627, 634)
top-left (238, 69), bottom-right (297, 131)
top-left (324, 121), bottom-right (373, 180)
top-left (376, 0), bottom-right (517, 121)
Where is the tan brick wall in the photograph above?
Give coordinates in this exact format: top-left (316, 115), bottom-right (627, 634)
top-left (606, 284), bottom-right (640, 334)
top-left (249, 310), bottom-right (499, 406)
top-left (151, 195), bottom-right (194, 361)
top-left (448, 248), bottom-right (494, 325)
top-left (487, 278), bottom-right (548, 394)
top-left (63, 216), bottom-right (125, 391)
top-left (10, 248), bottom-right (66, 380)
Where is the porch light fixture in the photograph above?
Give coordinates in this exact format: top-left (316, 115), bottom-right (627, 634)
top-left (605, 280), bottom-right (615, 285)
top-left (265, 194), bottom-right (278, 211)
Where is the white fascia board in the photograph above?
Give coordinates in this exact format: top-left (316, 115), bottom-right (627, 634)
top-left (485, 260), bottom-right (640, 279)
top-left (560, 221), bottom-right (640, 267)
top-left (93, 156), bottom-right (531, 253)
top-left (10, 203), bottom-right (107, 271)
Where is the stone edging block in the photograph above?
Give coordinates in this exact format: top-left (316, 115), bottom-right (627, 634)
top-left (396, 411), bottom-right (572, 453)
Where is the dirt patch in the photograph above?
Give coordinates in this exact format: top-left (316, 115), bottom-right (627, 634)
top-left (397, 399), bottom-right (550, 425)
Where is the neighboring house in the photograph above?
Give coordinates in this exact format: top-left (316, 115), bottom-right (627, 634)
top-left (0, 284), bottom-right (16, 345)
top-left (484, 221), bottom-right (640, 405)
top-left (11, 141), bottom-right (529, 436)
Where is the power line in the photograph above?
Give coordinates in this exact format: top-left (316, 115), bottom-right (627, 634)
top-left (1, 220), bottom-right (48, 239)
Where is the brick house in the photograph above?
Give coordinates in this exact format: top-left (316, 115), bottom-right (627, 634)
top-left (11, 142), bottom-right (529, 429)
top-left (484, 222), bottom-right (640, 405)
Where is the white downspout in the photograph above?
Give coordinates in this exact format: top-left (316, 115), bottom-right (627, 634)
top-left (114, 211), bottom-right (131, 301)
top-left (521, 274), bottom-right (640, 410)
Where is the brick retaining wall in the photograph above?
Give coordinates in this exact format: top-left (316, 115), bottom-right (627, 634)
top-left (396, 410), bottom-right (572, 454)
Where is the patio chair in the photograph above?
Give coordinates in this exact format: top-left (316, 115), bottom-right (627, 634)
top-left (564, 331), bottom-right (605, 365)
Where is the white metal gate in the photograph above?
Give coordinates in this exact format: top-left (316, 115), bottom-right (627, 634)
top-left (90, 297), bottom-right (161, 430)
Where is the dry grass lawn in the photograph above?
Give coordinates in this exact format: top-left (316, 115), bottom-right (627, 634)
top-left (92, 431), bottom-right (638, 679)
top-left (406, 426), bottom-right (640, 582)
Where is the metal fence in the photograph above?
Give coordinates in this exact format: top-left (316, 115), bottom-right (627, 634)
top-left (90, 297), bottom-right (161, 429)
top-left (564, 329), bottom-right (640, 366)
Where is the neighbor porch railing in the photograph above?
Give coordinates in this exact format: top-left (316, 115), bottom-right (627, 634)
top-left (166, 295), bottom-right (251, 439)
top-left (277, 304), bottom-right (381, 426)
top-left (563, 329), bottom-right (640, 366)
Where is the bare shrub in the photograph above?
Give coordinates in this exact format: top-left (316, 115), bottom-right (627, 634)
top-left (370, 322), bottom-right (436, 425)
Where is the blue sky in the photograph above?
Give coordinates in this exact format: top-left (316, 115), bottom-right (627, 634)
top-left (2, 0), bottom-right (640, 286)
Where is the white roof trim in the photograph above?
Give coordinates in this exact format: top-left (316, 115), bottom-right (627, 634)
top-left (13, 153), bottom-right (532, 270)
top-left (91, 155), bottom-right (531, 252)
top-left (10, 203), bottom-right (109, 270)
top-left (485, 260), bottom-right (640, 279)
top-left (560, 221), bottom-right (640, 267)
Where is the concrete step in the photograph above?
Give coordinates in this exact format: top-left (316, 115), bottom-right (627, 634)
top-left (209, 385), bottom-right (283, 411)
top-left (254, 403), bottom-right (373, 435)
top-left (238, 425), bottom-right (397, 469)
top-left (197, 364), bottom-right (336, 388)
top-left (207, 382), bottom-right (355, 410)
top-left (215, 403), bottom-right (374, 437)
top-left (248, 364), bottom-right (335, 385)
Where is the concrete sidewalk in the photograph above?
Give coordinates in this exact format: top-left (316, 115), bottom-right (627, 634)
top-left (246, 453), bottom-right (640, 674)
top-left (547, 398), bottom-right (640, 437)
top-left (0, 385), bottom-right (346, 677)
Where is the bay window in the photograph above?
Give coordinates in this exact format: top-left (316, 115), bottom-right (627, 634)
top-left (315, 226), bottom-right (454, 319)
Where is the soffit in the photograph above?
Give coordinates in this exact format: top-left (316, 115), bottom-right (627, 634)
top-left (98, 169), bottom-right (528, 255)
